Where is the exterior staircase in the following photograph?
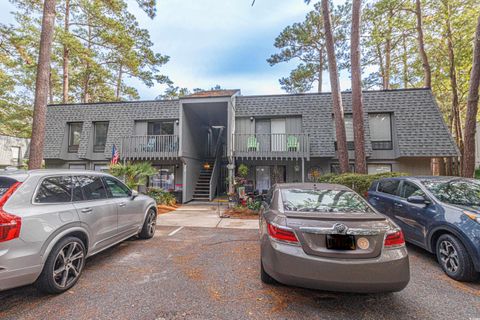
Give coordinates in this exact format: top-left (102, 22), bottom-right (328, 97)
top-left (192, 161), bottom-right (214, 201)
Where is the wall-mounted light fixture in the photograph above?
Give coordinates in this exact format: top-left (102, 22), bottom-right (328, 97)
top-left (250, 116), bottom-right (254, 122)
top-left (175, 120), bottom-right (179, 125)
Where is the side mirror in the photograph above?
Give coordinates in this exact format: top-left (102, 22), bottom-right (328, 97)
top-left (407, 195), bottom-right (429, 205)
top-left (131, 189), bottom-right (139, 200)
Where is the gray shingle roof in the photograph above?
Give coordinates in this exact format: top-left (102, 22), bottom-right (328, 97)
top-left (43, 88), bottom-right (459, 160)
top-left (235, 88), bottom-right (459, 158)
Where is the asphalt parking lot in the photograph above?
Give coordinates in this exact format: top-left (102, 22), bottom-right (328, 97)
top-left (1, 226), bottom-right (479, 320)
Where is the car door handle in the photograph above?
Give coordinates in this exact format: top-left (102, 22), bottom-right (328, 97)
top-left (118, 203), bottom-right (126, 207)
top-left (81, 208), bottom-right (92, 213)
top-left (372, 196), bottom-right (380, 200)
top-left (394, 203), bottom-right (403, 208)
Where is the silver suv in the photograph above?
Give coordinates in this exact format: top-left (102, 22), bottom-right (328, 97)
top-left (0, 170), bottom-right (157, 293)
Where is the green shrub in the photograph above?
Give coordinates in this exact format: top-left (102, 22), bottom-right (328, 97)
top-left (312, 172), bottom-right (408, 196)
top-left (237, 163), bottom-right (249, 178)
top-left (247, 200), bottom-right (262, 212)
top-left (109, 162), bottom-right (157, 189)
top-left (475, 168), bottom-right (480, 179)
top-left (147, 188), bottom-right (177, 206)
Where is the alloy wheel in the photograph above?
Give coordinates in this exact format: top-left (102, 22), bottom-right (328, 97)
top-left (439, 240), bottom-right (459, 274)
top-left (147, 211), bottom-right (156, 236)
top-left (52, 241), bottom-right (85, 288)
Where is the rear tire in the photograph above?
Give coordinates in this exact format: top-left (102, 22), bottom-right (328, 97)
top-left (139, 208), bottom-right (157, 239)
top-left (36, 236), bottom-right (86, 294)
top-left (436, 234), bottom-right (478, 282)
top-left (260, 260), bottom-right (276, 284)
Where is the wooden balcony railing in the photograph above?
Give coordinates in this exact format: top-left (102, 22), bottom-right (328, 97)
top-left (120, 135), bottom-right (179, 160)
top-left (234, 133), bottom-right (309, 160)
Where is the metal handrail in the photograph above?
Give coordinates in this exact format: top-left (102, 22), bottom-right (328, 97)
top-left (209, 127), bottom-right (225, 201)
top-left (233, 133), bottom-right (309, 159)
top-left (120, 135), bottom-right (179, 160)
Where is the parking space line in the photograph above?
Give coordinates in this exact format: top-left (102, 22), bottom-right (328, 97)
top-left (168, 226), bottom-right (184, 236)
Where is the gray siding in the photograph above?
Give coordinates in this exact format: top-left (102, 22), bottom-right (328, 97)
top-left (235, 89), bottom-right (458, 158)
top-left (45, 100), bottom-right (180, 160)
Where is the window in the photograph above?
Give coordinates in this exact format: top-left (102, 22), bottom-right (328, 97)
top-left (94, 164), bottom-right (109, 172)
top-left (93, 122), bottom-right (109, 153)
top-left (68, 122), bottom-right (83, 153)
top-left (377, 179), bottom-right (400, 196)
top-left (11, 146), bottom-right (20, 165)
top-left (367, 164), bottom-right (392, 175)
top-left (103, 177), bottom-right (131, 198)
top-left (73, 176), bottom-right (108, 200)
top-left (369, 113), bottom-right (392, 150)
top-left (331, 163), bottom-right (355, 174)
top-left (147, 121), bottom-right (174, 135)
top-left (333, 114), bottom-right (354, 150)
top-left (399, 181), bottom-right (425, 199)
top-left (35, 176), bottom-right (72, 203)
top-left (0, 177), bottom-right (18, 197)
top-left (69, 164), bottom-right (86, 170)
top-left (281, 189), bottom-right (374, 214)
top-left (421, 179), bottom-right (480, 206)
top-left (150, 165), bottom-right (175, 190)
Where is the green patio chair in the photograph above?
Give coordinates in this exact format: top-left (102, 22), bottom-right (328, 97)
top-left (247, 136), bottom-right (259, 151)
top-left (287, 135), bottom-right (300, 152)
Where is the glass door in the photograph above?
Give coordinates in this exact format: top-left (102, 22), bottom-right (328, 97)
top-left (271, 118), bottom-right (286, 151)
top-left (255, 119), bottom-right (271, 152)
top-left (255, 166), bottom-right (271, 193)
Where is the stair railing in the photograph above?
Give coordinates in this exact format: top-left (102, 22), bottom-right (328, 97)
top-left (209, 127), bottom-right (225, 201)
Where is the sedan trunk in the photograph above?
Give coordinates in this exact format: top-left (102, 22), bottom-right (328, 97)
top-left (286, 212), bottom-right (389, 259)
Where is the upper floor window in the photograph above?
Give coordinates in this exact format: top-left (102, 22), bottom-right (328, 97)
top-left (369, 113), bottom-right (392, 150)
top-left (148, 120), bottom-right (174, 135)
top-left (68, 122), bottom-right (83, 153)
top-left (11, 146), bottom-right (20, 165)
top-left (93, 122), bottom-right (109, 153)
top-left (333, 114), bottom-right (354, 150)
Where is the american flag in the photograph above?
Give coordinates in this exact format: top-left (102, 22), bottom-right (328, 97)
top-left (111, 144), bottom-right (120, 165)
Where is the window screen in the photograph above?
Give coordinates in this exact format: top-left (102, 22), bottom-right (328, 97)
top-left (369, 113), bottom-right (391, 141)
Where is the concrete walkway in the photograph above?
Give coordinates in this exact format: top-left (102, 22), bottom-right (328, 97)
top-left (156, 202), bottom-right (259, 229)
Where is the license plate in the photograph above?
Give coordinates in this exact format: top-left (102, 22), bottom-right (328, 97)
top-left (326, 234), bottom-right (356, 250)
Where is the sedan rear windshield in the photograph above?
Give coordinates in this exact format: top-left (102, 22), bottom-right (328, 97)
top-left (422, 179), bottom-right (480, 208)
top-left (0, 177), bottom-right (18, 197)
top-left (281, 189), bottom-right (374, 213)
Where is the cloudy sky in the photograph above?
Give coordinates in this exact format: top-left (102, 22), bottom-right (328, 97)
top-left (0, 0), bottom-right (350, 99)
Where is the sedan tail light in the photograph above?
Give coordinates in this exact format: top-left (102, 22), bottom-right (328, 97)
top-left (0, 182), bottom-right (22, 243)
top-left (267, 222), bottom-right (298, 244)
top-left (384, 230), bottom-right (405, 248)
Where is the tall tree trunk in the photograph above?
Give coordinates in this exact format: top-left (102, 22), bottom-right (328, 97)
top-left (350, 0), bottom-right (366, 174)
top-left (83, 22), bottom-right (92, 103)
top-left (29, 0), bottom-right (56, 170)
top-left (116, 64), bottom-right (123, 100)
top-left (462, 14), bottom-right (480, 177)
top-left (445, 1), bottom-right (464, 156)
top-left (384, 39), bottom-right (391, 89)
top-left (401, 32), bottom-right (408, 88)
top-left (415, 0), bottom-right (431, 88)
top-left (318, 47), bottom-right (323, 93)
top-left (321, 0), bottom-right (349, 173)
top-left (48, 70), bottom-right (53, 104)
top-left (62, 0), bottom-right (70, 103)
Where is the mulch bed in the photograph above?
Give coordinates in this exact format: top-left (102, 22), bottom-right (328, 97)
top-left (223, 207), bottom-right (259, 219)
top-left (157, 204), bottom-right (180, 214)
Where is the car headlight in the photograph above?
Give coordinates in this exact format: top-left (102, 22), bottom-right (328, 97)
top-left (463, 211), bottom-right (480, 223)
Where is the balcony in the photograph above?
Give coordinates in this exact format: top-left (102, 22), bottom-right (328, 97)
top-left (120, 135), bottom-right (179, 160)
top-left (234, 133), bottom-right (309, 160)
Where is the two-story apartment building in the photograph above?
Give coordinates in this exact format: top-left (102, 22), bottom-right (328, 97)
top-left (43, 88), bottom-right (459, 203)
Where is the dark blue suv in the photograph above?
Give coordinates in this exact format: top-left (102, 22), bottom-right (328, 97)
top-left (367, 176), bottom-right (480, 282)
